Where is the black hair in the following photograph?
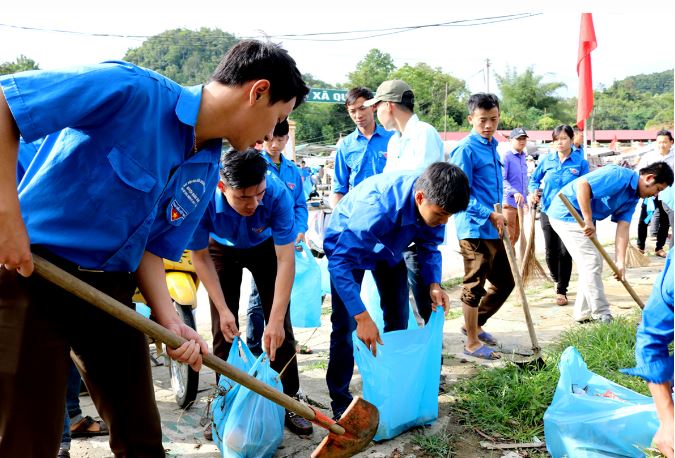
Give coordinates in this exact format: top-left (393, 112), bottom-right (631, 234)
top-left (656, 129), bottom-right (674, 142)
top-left (640, 161), bottom-right (674, 186)
top-left (552, 124), bottom-right (574, 141)
top-left (414, 162), bottom-right (470, 214)
top-left (273, 119), bottom-right (289, 137)
top-left (345, 87), bottom-right (373, 106)
top-left (467, 93), bottom-right (499, 114)
top-left (398, 90), bottom-right (415, 113)
top-left (210, 40), bottom-right (309, 109)
top-left (220, 148), bottom-right (268, 188)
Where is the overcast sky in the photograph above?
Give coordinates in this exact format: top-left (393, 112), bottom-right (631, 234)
top-left (1, 0), bottom-right (674, 98)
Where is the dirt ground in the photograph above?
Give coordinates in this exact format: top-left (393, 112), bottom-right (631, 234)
top-left (70, 232), bottom-right (668, 458)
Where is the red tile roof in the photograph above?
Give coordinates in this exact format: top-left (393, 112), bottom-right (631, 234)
top-left (440, 130), bottom-right (663, 142)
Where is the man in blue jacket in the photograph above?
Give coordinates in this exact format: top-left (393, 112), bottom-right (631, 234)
top-left (189, 149), bottom-right (313, 436)
top-left (448, 93), bottom-right (515, 361)
top-left (246, 120), bottom-right (308, 355)
top-left (324, 162), bottom-right (469, 419)
top-left (0, 40), bottom-right (308, 457)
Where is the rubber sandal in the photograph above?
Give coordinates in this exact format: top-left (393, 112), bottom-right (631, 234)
top-left (463, 345), bottom-right (500, 360)
top-left (555, 294), bottom-right (568, 306)
top-left (460, 327), bottom-right (498, 346)
top-left (70, 415), bottom-right (109, 438)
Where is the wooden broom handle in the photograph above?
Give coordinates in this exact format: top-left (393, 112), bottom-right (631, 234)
top-left (557, 194), bottom-right (645, 309)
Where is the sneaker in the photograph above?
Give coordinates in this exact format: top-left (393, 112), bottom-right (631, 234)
top-left (597, 315), bottom-right (613, 324)
top-left (57, 449), bottom-right (70, 458)
top-left (203, 424), bottom-right (213, 441)
top-left (285, 411), bottom-right (313, 436)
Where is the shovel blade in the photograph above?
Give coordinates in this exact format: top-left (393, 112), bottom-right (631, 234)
top-left (311, 397), bottom-right (379, 458)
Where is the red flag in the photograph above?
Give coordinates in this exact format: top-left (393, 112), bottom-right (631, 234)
top-left (576, 13), bottom-right (597, 130)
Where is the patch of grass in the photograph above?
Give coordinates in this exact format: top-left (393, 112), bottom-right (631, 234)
top-left (445, 309), bottom-right (463, 320)
top-left (441, 277), bottom-right (463, 290)
top-left (450, 314), bottom-right (644, 442)
top-left (301, 353), bottom-right (329, 372)
top-left (411, 430), bottom-right (454, 457)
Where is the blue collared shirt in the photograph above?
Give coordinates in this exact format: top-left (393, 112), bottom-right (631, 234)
top-left (448, 130), bottom-right (503, 239)
top-left (332, 124), bottom-right (392, 194)
top-left (189, 172), bottom-right (296, 250)
top-left (324, 172), bottom-right (445, 317)
top-left (263, 152), bottom-right (308, 235)
top-left (621, 250), bottom-right (674, 384)
top-left (501, 149), bottom-right (528, 207)
top-left (547, 164), bottom-right (640, 223)
top-left (528, 150), bottom-right (589, 213)
top-left (1, 61), bottom-right (221, 271)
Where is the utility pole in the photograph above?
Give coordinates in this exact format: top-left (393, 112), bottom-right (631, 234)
top-left (443, 81), bottom-right (448, 135)
top-left (485, 58), bottom-right (491, 93)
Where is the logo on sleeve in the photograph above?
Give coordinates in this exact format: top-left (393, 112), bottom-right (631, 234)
top-left (166, 178), bottom-right (206, 226)
top-left (169, 200), bottom-right (187, 222)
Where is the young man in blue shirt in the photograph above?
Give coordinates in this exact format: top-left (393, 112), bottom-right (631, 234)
top-left (448, 93), bottom-right (515, 360)
top-left (189, 149), bottom-right (313, 436)
top-left (246, 120), bottom-right (307, 355)
top-left (621, 250), bottom-right (673, 458)
top-left (330, 87), bottom-right (393, 207)
top-left (501, 127), bottom-right (529, 247)
top-left (0, 40), bottom-right (308, 457)
top-left (324, 162), bottom-right (469, 419)
top-left (548, 161), bottom-right (673, 323)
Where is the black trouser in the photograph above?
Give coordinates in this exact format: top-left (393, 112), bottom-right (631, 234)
top-left (540, 212), bottom-right (572, 295)
top-left (638, 198), bottom-right (671, 251)
top-left (0, 247), bottom-right (164, 458)
top-left (207, 237), bottom-right (299, 397)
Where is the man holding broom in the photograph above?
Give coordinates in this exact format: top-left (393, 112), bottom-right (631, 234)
top-left (547, 162), bottom-right (673, 323)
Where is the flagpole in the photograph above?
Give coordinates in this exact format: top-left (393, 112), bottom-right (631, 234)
top-left (583, 122), bottom-right (588, 160)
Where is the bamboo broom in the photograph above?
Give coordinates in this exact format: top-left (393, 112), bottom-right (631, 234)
top-left (520, 202), bottom-right (551, 286)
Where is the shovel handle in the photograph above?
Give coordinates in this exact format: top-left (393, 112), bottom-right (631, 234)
top-left (31, 254), bottom-right (346, 435)
top-left (495, 204), bottom-right (540, 352)
top-left (556, 194), bottom-right (645, 309)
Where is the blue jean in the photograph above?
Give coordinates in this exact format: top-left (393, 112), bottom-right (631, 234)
top-left (60, 357), bottom-right (83, 449)
top-left (403, 245), bottom-right (433, 324)
top-left (326, 259), bottom-right (409, 417)
top-left (246, 281), bottom-right (265, 356)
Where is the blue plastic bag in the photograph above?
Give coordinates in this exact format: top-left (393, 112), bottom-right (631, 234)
top-left (353, 309), bottom-right (444, 441)
top-left (290, 242), bottom-right (322, 328)
top-left (317, 256), bottom-right (331, 296)
top-left (221, 353), bottom-right (285, 458)
top-left (211, 337), bottom-right (257, 450)
top-left (544, 346), bottom-right (660, 457)
top-left (360, 270), bottom-right (419, 331)
top-left (302, 176), bottom-right (313, 200)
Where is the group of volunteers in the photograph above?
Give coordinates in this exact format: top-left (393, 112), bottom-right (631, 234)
top-left (1, 38), bottom-right (673, 458)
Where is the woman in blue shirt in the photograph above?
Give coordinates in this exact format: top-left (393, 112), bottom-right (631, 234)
top-left (528, 125), bottom-right (589, 306)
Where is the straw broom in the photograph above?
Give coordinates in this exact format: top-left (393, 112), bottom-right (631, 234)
top-left (520, 203), bottom-right (551, 286)
top-left (626, 242), bottom-right (650, 267)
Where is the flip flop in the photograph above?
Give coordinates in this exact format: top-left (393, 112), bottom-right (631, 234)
top-left (460, 328), bottom-right (498, 346)
top-left (70, 415), bottom-right (109, 438)
top-left (463, 345), bottom-right (500, 360)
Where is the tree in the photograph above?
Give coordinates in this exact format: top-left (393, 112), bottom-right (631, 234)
top-left (390, 63), bottom-right (468, 132)
top-left (124, 28), bottom-right (238, 85)
top-left (347, 49), bottom-right (395, 91)
top-left (495, 66), bottom-right (569, 129)
top-left (0, 55), bottom-right (39, 75)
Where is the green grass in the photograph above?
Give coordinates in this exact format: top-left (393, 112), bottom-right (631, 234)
top-left (441, 277), bottom-right (463, 289)
top-left (445, 309), bottom-right (463, 320)
top-left (411, 430), bottom-right (454, 457)
top-left (301, 352), bottom-right (329, 372)
top-left (450, 314), bottom-right (645, 442)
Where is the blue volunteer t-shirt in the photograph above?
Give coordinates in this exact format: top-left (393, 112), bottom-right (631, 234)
top-left (263, 152), bottom-right (308, 234)
top-left (0, 61), bottom-right (222, 271)
top-left (189, 172), bottom-right (297, 250)
top-left (528, 150), bottom-right (589, 213)
top-left (547, 164), bottom-right (640, 223)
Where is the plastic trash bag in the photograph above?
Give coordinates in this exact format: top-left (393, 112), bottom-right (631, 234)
top-left (222, 353), bottom-right (285, 458)
top-left (317, 256), bottom-right (331, 296)
top-left (360, 270), bottom-right (418, 331)
top-left (302, 176), bottom-right (313, 200)
top-left (543, 346), bottom-right (660, 457)
top-left (353, 309), bottom-right (444, 441)
top-left (290, 241), bottom-right (322, 328)
top-left (211, 337), bottom-right (257, 451)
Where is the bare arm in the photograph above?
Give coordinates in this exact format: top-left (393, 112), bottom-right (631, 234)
top-left (648, 381), bottom-right (674, 458)
top-left (0, 89), bottom-right (33, 275)
top-left (576, 179), bottom-right (596, 237)
top-left (191, 248), bottom-right (239, 341)
top-left (330, 192), bottom-right (344, 209)
top-left (135, 251), bottom-right (208, 370)
top-left (263, 242), bottom-right (295, 361)
top-left (614, 220), bottom-right (630, 281)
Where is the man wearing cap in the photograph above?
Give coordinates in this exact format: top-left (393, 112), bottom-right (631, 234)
top-left (501, 127), bottom-right (530, 246)
top-left (330, 87), bottom-right (393, 208)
